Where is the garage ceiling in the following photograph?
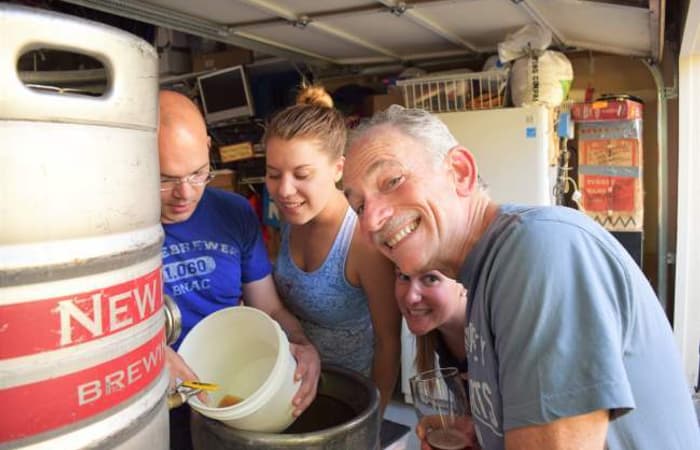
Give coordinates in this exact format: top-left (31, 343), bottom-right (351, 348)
top-left (59, 0), bottom-right (665, 68)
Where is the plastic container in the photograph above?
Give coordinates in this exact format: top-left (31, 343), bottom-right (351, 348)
top-left (397, 70), bottom-right (509, 113)
top-left (178, 306), bottom-right (301, 432)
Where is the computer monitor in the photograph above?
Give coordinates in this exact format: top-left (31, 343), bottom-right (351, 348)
top-left (197, 65), bottom-right (255, 124)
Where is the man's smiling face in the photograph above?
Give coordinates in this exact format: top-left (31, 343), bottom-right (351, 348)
top-left (343, 125), bottom-right (458, 275)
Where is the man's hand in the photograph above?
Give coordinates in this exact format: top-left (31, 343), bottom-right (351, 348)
top-left (165, 346), bottom-right (208, 403)
top-left (289, 342), bottom-right (321, 417)
top-left (416, 414), bottom-right (478, 450)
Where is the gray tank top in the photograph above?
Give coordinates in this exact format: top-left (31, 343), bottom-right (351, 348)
top-left (274, 207), bottom-right (374, 375)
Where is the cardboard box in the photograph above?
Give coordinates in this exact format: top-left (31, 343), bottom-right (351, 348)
top-left (579, 139), bottom-right (641, 167)
top-left (571, 99), bottom-right (643, 122)
top-left (579, 174), bottom-right (643, 231)
top-left (192, 48), bottom-right (253, 72)
top-left (577, 120), bottom-right (642, 141)
top-left (578, 133), bottom-right (643, 231)
top-left (577, 111), bottom-right (643, 231)
top-left (158, 49), bottom-right (191, 75)
top-left (362, 89), bottom-right (404, 115)
top-left (581, 175), bottom-right (639, 212)
top-left (219, 142), bottom-right (254, 163)
top-left (155, 28), bottom-right (189, 49)
top-left (209, 169), bottom-right (236, 192)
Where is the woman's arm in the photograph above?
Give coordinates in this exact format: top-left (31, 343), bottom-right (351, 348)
top-left (355, 239), bottom-right (402, 414)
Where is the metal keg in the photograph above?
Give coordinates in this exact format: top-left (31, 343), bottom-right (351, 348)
top-left (0, 5), bottom-right (168, 449)
top-left (191, 366), bottom-right (381, 450)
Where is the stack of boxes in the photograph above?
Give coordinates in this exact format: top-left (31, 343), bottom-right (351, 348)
top-left (191, 47), bottom-right (253, 72)
top-left (156, 28), bottom-right (191, 76)
top-left (572, 98), bottom-right (644, 262)
top-left (208, 169), bottom-right (237, 193)
top-left (156, 27), bottom-right (254, 76)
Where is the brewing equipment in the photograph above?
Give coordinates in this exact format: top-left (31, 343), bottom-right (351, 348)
top-left (0, 5), bottom-right (167, 448)
top-left (191, 365), bottom-right (381, 450)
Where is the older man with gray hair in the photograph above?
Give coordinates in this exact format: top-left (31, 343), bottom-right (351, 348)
top-left (342, 105), bottom-right (700, 450)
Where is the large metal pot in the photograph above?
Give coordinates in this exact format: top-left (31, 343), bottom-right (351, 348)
top-left (191, 365), bottom-right (380, 450)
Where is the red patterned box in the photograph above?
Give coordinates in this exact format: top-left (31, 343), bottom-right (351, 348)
top-left (572, 99), bottom-right (643, 122)
top-left (579, 175), bottom-right (643, 231)
top-left (579, 139), bottom-right (640, 167)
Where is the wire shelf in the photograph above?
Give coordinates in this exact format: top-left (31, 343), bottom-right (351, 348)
top-left (396, 70), bottom-right (509, 113)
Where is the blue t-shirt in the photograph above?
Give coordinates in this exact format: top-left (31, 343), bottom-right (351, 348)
top-left (162, 188), bottom-right (272, 349)
top-left (459, 205), bottom-right (700, 450)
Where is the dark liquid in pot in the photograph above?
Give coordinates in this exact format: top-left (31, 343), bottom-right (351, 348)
top-left (283, 394), bottom-right (356, 433)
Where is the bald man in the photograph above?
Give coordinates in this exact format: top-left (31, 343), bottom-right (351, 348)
top-left (159, 91), bottom-right (320, 448)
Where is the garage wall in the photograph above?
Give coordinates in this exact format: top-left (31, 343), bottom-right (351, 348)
top-left (325, 52), bottom-right (678, 308)
top-left (676, 0), bottom-right (700, 390)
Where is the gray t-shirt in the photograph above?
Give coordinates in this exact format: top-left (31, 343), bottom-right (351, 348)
top-left (459, 205), bottom-right (700, 450)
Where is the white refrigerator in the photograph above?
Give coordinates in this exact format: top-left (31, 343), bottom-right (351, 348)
top-left (438, 104), bottom-right (557, 205)
top-left (400, 104), bottom-right (557, 401)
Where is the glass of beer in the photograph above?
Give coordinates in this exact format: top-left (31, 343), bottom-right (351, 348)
top-left (410, 367), bottom-right (474, 450)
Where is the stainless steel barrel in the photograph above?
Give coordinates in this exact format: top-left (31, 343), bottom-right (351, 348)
top-left (191, 366), bottom-right (381, 450)
top-left (0, 5), bottom-right (168, 449)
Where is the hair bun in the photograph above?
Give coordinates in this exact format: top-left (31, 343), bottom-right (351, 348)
top-left (296, 85), bottom-right (334, 108)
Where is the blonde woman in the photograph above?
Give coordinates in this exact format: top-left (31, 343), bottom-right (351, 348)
top-left (262, 85), bottom-right (401, 413)
top-left (394, 270), bottom-right (468, 381)
top-left (395, 269), bottom-right (475, 450)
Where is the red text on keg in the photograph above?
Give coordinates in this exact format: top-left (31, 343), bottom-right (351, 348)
top-left (58, 273), bottom-right (160, 346)
top-left (77, 337), bottom-right (164, 405)
top-left (0, 268), bottom-right (162, 359)
top-left (0, 330), bottom-right (165, 443)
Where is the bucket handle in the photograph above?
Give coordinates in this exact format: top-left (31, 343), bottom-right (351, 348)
top-left (168, 381), bottom-right (218, 410)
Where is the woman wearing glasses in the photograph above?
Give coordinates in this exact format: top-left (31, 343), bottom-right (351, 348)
top-left (263, 85), bottom-right (401, 413)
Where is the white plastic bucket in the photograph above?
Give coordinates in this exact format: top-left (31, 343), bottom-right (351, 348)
top-left (178, 306), bottom-right (301, 432)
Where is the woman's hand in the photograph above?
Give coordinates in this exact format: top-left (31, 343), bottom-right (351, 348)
top-left (289, 342), bottom-right (321, 416)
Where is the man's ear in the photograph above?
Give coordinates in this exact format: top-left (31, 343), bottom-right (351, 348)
top-left (447, 146), bottom-right (478, 196)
